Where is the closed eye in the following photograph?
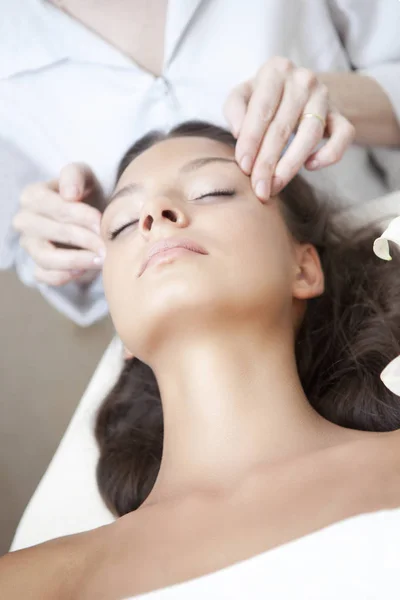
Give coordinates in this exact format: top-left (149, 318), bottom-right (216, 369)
top-left (194, 188), bottom-right (236, 201)
top-left (108, 189), bottom-right (236, 240)
top-left (109, 220), bottom-right (139, 240)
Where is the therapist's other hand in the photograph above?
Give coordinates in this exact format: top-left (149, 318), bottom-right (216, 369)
top-left (223, 56), bottom-right (355, 201)
top-left (13, 162), bottom-right (106, 286)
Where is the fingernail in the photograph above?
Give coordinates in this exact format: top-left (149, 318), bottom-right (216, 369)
top-left (271, 176), bottom-right (283, 196)
top-left (92, 248), bottom-right (106, 266)
top-left (240, 154), bottom-right (253, 174)
top-left (255, 180), bottom-right (269, 200)
top-left (91, 223), bottom-right (101, 235)
top-left (308, 160), bottom-right (319, 170)
top-left (61, 185), bottom-right (79, 200)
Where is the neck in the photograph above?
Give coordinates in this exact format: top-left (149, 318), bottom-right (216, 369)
top-left (141, 323), bottom-right (353, 509)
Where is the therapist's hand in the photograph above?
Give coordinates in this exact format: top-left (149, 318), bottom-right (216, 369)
top-left (223, 56), bottom-right (355, 201)
top-left (13, 163), bottom-right (106, 286)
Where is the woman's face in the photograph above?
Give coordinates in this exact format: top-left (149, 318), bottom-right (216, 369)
top-left (101, 136), bottom-right (321, 361)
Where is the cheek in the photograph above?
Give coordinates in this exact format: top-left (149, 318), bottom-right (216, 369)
top-left (217, 206), bottom-right (294, 290)
top-left (102, 249), bottom-right (137, 325)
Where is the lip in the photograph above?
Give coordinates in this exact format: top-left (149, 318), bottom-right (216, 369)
top-left (138, 237), bottom-right (209, 277)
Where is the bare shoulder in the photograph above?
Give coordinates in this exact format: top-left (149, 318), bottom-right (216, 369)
top-left (323, 428), bottom-right (400, 483)
top-left (345, 428), bottom-right (400, 467)
top-left (239, 428), bottom-right (400, 517)
top-left (0, 523), bottom-right (112, 600)
top-left (327, 428), bottom-right (400, 511)
top-left (364, 428), bottom-right (400, 480)
top-left (77, 432), bottom-right (400, 599)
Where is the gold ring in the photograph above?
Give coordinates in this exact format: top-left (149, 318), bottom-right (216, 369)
top-left (300, 113), bottom-right (326, 129)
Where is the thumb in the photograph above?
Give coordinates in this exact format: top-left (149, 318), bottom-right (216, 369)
top-left (59, 162), bottom-right (97, 202)
top-left (223, 79), bottom-right (253, 138)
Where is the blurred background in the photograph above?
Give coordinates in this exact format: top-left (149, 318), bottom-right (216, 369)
top-left (0, 270), bottom-right (113, 554)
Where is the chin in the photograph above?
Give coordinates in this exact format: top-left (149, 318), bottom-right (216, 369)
top-left (119, 289), bottom-right (230, 359)
top-left (145, 282), bottom-right (214, 324)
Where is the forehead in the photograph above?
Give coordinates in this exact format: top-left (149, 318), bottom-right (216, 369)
top-left (117, 136), bottom-right (236, 187)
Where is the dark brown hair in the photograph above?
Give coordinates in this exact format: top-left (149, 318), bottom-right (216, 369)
top-left (95, 121), bottom-right (400, 517)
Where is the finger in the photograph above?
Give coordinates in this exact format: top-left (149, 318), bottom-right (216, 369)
top-left (33, 266), bottom-right (91, 287)
top-left (58, 162), bottom-right (98, 201)
top-left (304, 111), bottom-right (355, 170)
top-left (13, 212), bottom-right (105, 255)
top-left (234, 70), bottom-right (286, 176)
top-left (19, 184), bottom-right (102, 234)
top-left (20, 236), bottom-right (104, 271)
top-left (270, 85), bottom-right (329, 195)
top-left (223, 79), bottom-right (253, 138)
top-left (252, 69), bottom-right (320, 200)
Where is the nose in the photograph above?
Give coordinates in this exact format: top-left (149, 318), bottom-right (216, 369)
top-left (139, 194), bottom-right (189, 233)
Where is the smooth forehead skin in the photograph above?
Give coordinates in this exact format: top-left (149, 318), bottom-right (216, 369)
top-left (115, 136), bottom-right (237, 191)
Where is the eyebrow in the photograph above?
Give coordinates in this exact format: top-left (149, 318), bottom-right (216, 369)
top-left (180, 156), bottom-right (236, 173)
top-left (108, 157), bottom-right (237, 203)
top-left (109, 183), bottom-right (142, 203)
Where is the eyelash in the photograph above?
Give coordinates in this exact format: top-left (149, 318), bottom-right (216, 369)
top-left (108, 189), bottom-right (236, 240)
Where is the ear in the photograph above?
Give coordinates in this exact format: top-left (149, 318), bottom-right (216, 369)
top-left (292, 244), bottom-right (324, 300)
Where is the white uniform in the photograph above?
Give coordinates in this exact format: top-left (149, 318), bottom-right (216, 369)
top-left (1, 0), bottom-right (400, 325)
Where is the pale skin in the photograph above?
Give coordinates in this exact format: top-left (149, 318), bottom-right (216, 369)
top-left (101, 135), bottom-right (397, 507)
top-left (1, 135), bottom-right (400, 598)
top-left (12, 0), bottom-right (399, 286)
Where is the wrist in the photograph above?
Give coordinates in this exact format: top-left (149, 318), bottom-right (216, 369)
top-left (317, 71), bottom-right (400, 146)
